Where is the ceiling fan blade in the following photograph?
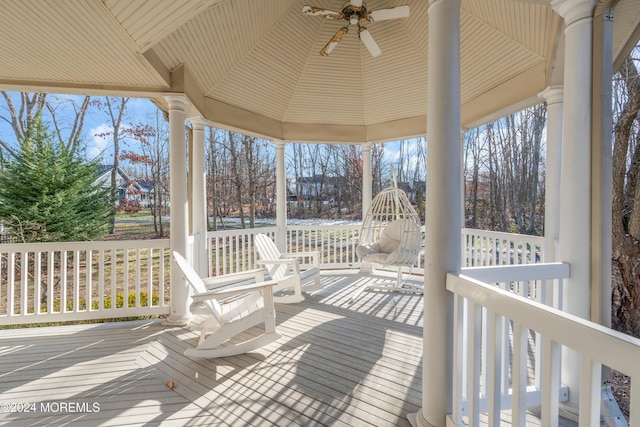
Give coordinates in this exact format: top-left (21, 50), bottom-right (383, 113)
top-left (358, 27), bottom-right (381, 57)
top-left (302, 5), bottom-right (342, 19)
top-left (320, 27), bottom-right (349, 56)
top-left (368, 5), bottom-right (410, 22)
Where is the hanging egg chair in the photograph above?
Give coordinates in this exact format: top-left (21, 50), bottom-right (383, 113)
top-left (352, 167), bottom-right (423, 300)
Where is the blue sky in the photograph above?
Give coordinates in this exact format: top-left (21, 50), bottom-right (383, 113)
top-left (0, 92), bottom-right (160, 164)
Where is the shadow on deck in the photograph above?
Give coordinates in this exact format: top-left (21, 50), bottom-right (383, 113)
top-left (0, 270), bottom-right (423, 426)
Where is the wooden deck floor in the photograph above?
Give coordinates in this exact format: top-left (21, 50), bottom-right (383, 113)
top-left (0, 270), bottom-right (424, 427)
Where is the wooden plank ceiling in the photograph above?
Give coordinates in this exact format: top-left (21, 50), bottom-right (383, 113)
top-left (0, 0), bottom-right (638, 142)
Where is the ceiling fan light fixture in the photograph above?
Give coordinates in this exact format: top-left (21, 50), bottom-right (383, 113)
top-left (320, 26), bottom-right (349, 56)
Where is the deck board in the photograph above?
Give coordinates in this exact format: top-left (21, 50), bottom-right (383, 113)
top-left (0, 270), bottom-right (577, 426)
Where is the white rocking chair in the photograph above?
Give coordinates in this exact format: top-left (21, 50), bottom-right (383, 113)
top-left (172, 251), bottom-right (281, 358)
top-left (353, 176), bottom-right (423, 300)
top-left (254, 233), bottom-right (323, 303)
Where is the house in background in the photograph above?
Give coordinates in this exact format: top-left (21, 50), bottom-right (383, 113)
top-left (95, 165), bottom-right (150, 207)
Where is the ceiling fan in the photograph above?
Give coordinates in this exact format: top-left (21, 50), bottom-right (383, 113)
top-left (302, 1), bottom-right (410, 57)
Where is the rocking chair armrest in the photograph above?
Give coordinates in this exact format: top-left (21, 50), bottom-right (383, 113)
top-left (191, 279), bottom-right (279, 301)
top-left (282, 251), bottom-right (321, 267)
top-left (255, 258), bottom-right (299, 265)
top-left (255, 258), bottom-right (301, 274)
top-left (202, 268), bottom-right (268, 289)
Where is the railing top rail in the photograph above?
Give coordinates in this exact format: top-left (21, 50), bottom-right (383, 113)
top-left (462, 262), bottom-right (569, 283)
top-left (462, 228), bottom-right (543, 243)
top-left (207, 226), bottom-right (277, 238)
top-left (447, 272), bottom-right (640, 377)
top-left (0, 238), bottom-right (170, 252)
top-left (285, 223), bottom-right (362, 231)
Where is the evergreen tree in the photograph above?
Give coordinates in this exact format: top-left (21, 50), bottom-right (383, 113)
top-left (0, 116), bottom-right (113, 242)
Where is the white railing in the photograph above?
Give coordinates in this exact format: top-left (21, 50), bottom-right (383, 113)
top-left (207, 226), bottom-right (544, 276)
top-left (207, 224), bottom-right (363, 276)
top-left (207, 227), bottom-right (277, 276)
top-left (448, 267), bottom-right (640, 426)
top-left (285, 224), bottom-right (361, 269)
top-left (0, 227), bottom-right (544, 324)
top-left (0, 239), bottom-right (170, 325)
top-left (462, 228), bottom-right (543, 267)
top-left (453, 263), bottom-right (569, 425)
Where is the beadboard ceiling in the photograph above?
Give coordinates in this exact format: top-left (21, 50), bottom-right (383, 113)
top-left (0, 0), bottom-right (638, 142)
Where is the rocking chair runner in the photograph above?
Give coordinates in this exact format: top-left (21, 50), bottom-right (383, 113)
top-left (353, 177), bottom-right (423, 300)
top-left (172, 251), bottom-right (281, 358)
top-left (254, 233), bottom-right (323, 303)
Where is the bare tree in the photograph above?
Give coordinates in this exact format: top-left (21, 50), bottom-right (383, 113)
top-left (612, 51), bottom-right (640, 336)
top-left (93, 97), bottom-right (130, 233)
top-left (0, 92), bottom-right (90, 159)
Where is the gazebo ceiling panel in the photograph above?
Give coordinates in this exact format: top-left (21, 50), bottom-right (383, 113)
top-left (460, 10), bottom-right (548, 104)
top-left (612, 0), bottom-right (640, 63)
top-left (463, 1), bottom-right (556, 58)
top-left (153, 0), bottom-right (296, 95)
top-left (0, 1), bottom-right (165, 88)
top-left (104, 0), bottom-right (225, 53)
top-left (0, 1), bottom-right (639, 142)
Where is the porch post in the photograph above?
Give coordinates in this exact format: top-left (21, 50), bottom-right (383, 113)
top-left (551, 0), bottom-right (599, 412)
top-left (592, 6), bottom-right (620, 420)
top-left (538, 86), bottom-right (563, 263)
top-left (275, 140), bottom-right (287, 252)
top-left (164, 94), bottom-right (192, 326)
top-left (409, 0), bottom-right (461, 426)
top-left (189, 117), bottom-right (209, 277)
top-left (362, 142), bottom-right (373, 219)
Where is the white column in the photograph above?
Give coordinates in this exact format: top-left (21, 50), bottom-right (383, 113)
top-left (275, 141), bottom-right (287, 252)
top-left (591, 7), bottom-right (614, 329)
top-left (593, 7), bottom-right (616, 403)
top-left (362, 142), bottom-right (373, 219)
top-left (551, 0), bottom-right (598, 411)
top-left (189, 117), bottom-right (209, 278)
top-left (409, 1), bottom-right (461, 426)
top-left (539, 86), bottom-right (563, 263)
top-left (164, 94), bottom-right (192, 326)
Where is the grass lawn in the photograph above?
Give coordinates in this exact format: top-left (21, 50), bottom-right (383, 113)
top-left (106, 212), bottom-right (169, 240)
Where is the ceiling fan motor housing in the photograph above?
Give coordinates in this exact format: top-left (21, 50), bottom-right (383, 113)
top-left (342, 3), bottom-right (367, 25)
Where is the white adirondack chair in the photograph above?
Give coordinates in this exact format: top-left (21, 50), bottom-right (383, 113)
top-left (253, 233), bottom-right (322, 303)
top-left (172, 251), bottom-right (281, 358)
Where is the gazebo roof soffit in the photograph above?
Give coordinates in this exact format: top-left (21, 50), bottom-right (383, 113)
top-left (0, 0), bottom-right (638, 143)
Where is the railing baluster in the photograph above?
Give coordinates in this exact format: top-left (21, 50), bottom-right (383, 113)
top-left (74, 250), bottom-right (80, 312)
top-left (35, 251), bottom-right (42, 314)
top-left (61, 250), bottom-right (68, 313)
top-left (511, 321), bottom-right (527, 427)
top-left (47, 251), bottom-right (54, 314)
top-left (451, 293), bottom-right (465, 425)
top-left (487, 309), bottom-right (502, 427)
top-left (99, 249), bottom-right (104, 311)
top-left (630, 379), bottom-right (640, 427)
top-left (468, 301), bottom-right (481, 427)
top-left (110, 248), bottom-right (117, 310)
top-left (8, 252), bottom-right (15, 316)
top-left (540, 337), bottom-right (560, 427)
top-left (159, 247), bottom-right (165, 306)
top-left (578, 356), bottom-right (601, 426)
top-left (136, 248), bottom-right (141, 307)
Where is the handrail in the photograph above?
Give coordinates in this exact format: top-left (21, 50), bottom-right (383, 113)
top-left (447, 272), bottom-right (640, 426)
